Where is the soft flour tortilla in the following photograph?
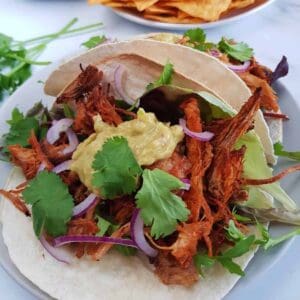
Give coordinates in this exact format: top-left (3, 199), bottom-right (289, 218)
top-left (44, 38), bottom-right (276, 164)
top-left (1, 168), bottom-right (259, 300)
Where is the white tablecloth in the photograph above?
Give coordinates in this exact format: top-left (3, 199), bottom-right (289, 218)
top-left (0, 0), bottom-right (299, 299)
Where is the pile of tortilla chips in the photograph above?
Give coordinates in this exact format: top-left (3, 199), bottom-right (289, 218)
top-left (88, 0), bottom-right (258, 23)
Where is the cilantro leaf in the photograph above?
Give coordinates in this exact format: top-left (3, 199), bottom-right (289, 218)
top-left (92, 137), bottom-right (143, 199)
top-left (274, 142), bottom-right (300, 161)
top-left (182, 28), bottom-right (216, 52)
top-left (82, 35), bottom-right (106, 49)
top-left (146, 62), bottom-right (174, 91)
top-left (6, 108), bottom-right (24, 125)
top-left (184, 28), bottom-right (206, 44)
top-left (136, 169), bottom-right (189, 238)
top-left (217, 257), bottom-right (245, 276)
top-left (4, 109), bottom-right (39, 150)
top-left (22, 171), bottom-right (74, 237)
top-left (218, 38), bottom-right (253, 62)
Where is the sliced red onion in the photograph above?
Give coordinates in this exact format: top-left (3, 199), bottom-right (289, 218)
top-left (46, 118), bottom-right (73, 144)
top-left (53, 235), bottom-right (137, 248)
top-left (181, 178), bottom-right (191, 191)
top-left (38, 162), bottom-right (46, 173)
top-left (209, 49), bottom-right (221, 58)
top-left (179, 119), bottom-right (214, 142)
top-left (62, 129), bottom-right (79, 155)
top-left (72, 193), bottom-right (98, 217)
top-left (114, 65), bottom-right (137, 106)
top-left (227, 60), bottom-right (250, 73)
top-left (40, 235), bottom-right (71, 264)
top-left (131, 209), bottom-right (158, 257)
top-left (52, 160), bottom-right (72, 174)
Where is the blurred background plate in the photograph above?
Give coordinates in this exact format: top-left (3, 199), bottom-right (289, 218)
top-left (113, 0), bottom-right (275, 30)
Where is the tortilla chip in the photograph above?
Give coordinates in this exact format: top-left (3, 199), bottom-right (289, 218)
top-left (133, 0), bottom-right (160, 11)
top-left (165, 0), bottom-right (231, 21)
top-left (229, 0), bottom-right (255, 9)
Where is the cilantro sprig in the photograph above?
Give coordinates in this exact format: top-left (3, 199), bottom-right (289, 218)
top-left (0, 18), bottom-right (103, 100)
top-left (91, 136), bottom-right (190, 238)
top-left (3, 108), bottom-right (39, 151)
top-left (136, 169), bottom-right (189, 238)
top-left (218, 38), bottom-right (253, 62)
top-left (183, 28), bottom-right (215, 51)
top-left (22, 171), bottom-right (74, 237)
top-left (182, 28), bottom-right (253, 62)
top-left (92, 136), bottom-right (143, 199)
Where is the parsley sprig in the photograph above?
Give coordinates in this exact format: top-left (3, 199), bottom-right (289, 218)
top-left (0, 18), bottom-right (103, 100)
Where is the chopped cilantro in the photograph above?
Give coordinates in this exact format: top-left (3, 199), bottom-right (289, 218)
top-left (135, 169), bottom-right (189, 238)
top-left (92, 137), bottom-right (143, 199)
top-left (146, 62), bottom-right (174, 91)
top-left (274, 142), bottom-right (300, 161)
top-left (82, 35), bottom-right (106, 49)
top-left (22, 171), bottom-right (74, 237)
top-left (218, 38), bottom-right (253, 62)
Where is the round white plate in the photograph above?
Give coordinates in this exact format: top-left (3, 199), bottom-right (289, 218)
top-left (113, 0), bottom-right (275, 30)
top-left (0, 60), bottom-right (299, 300)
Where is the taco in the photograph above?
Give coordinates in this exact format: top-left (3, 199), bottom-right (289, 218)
top-left (44, 34), bottom-right (287, 165)
top-left (0, 37), bottom-right (299, 300)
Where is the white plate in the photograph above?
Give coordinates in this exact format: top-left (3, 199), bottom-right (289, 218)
top-left (113, 0), bottom-right (275, 30)
top-left (0, 60), bottom-right (299, 300)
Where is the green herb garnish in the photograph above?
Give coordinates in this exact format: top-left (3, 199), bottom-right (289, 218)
top-left (82, 35), bottom-right (106, 49)
top-left (274, 142), bottom-right (300, 161)
top-left (92, 136), bottom-right (143, 199)
top-left (136, 168), bottom-right (189, 238)
top-left (146, 62), bottom-right (174, 91)
top-left (22, 171), bottom-right (74, 237)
